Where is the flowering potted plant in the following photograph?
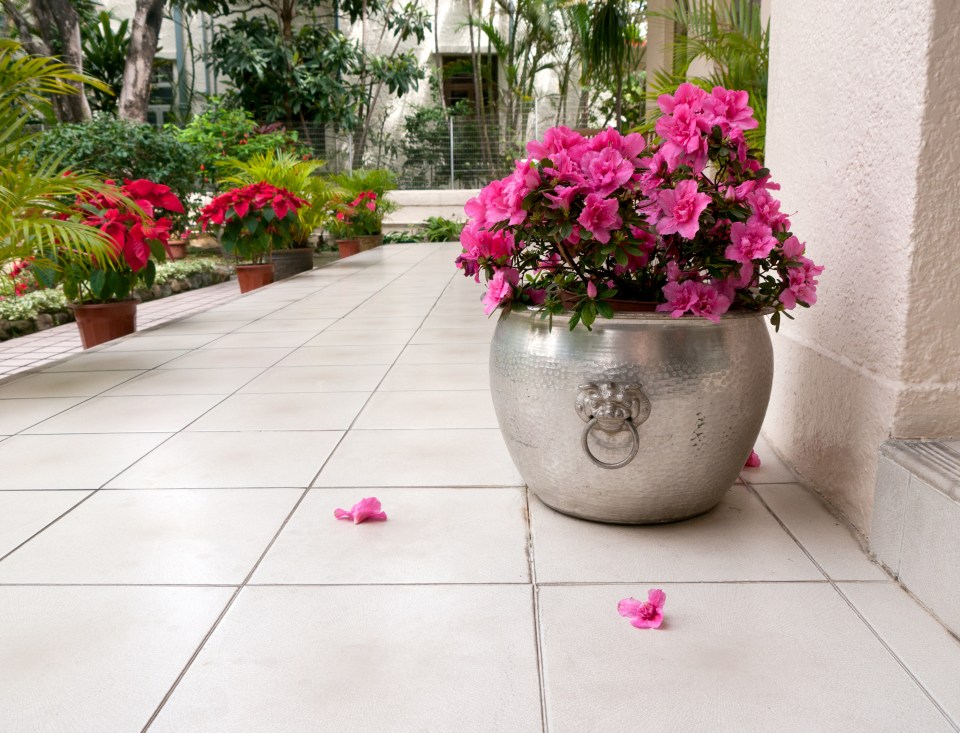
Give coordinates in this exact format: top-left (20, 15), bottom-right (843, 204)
top-left (34, 178), bottom-right (184, 348)
top-left (457, 84), bottom-right (823, 524)
top-left (347, 191), bottom-right (385, 251)
top-left (327, 199), bottom-right (362, 258)
top-left (199, 181), bottom-right (308, 292)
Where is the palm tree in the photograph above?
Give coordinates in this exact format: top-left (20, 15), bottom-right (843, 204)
top-left (0, 40), bottom-right (116, 270)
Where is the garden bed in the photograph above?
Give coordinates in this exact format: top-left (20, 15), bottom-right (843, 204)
top-left (0, 259), bottom-right (232, 342)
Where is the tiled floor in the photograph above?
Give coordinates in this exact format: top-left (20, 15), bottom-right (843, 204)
top-left (0, 244), bottom-right (958, 732)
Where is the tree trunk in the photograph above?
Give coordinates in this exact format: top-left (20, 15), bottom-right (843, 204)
top-left (118, 0), bottom-right (166, 123)
top-left (28, 0), bottom-right (92, 122)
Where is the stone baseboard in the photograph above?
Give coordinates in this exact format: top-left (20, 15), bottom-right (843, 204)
top-left (871, 440), bottom-right (960, 637)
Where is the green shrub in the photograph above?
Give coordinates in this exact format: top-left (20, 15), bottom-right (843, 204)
top-left (175, 99), bottom-right (306, 187)
top-left (383, 230), bottom-right (423, 244)
top-left (0, 288), bottom-right (67, 321)
top-left (421, 216), bottom-right (464, 242)
top-left (32, 115), bottom-right (200, 227)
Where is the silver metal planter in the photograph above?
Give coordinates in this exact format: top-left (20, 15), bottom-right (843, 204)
top-left (489, 306), bottom-right (774, 524)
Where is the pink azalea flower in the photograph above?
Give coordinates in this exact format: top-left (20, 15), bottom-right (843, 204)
top-left (581, 147), bottom-right (635, 197)
top-left (703, 86), bottom-right (758, 131)
top-left (527, 126), bottom-right (590, 163)
top-left (779, 256), bottom-right (825, 309)
top-left (482, 267), bottom-right (520, 315)
top-left (656, 103), bottom-right (710, 172)
top-left (587, 280), bottom-right (598, 299)
top-left (726, 220), bottom-right (778, 263)
top-left (577, 193), bottom-right (622, 244)
top-left (334, 497), bottom-right (388, 524)
top-left (588, 127), bottom-right (646, 164)
top-left (781, 234), bottom-right (805, 259)
top-left (652, 179), bottom-right (712, 240)
top-left (543, 184), bottom-right (581, 212)
top-left (656, 280), bottom-right (731, 323)
top-left (618, 588), bottom-right (667, 629)
top-left (542, 151), bottom-right (587, 186)
top-left (746, 189), bottom-right (790, 231)
top-left (657, 82), bottom-right (707, 115)
top-left (744, 450), bottom-right (762, 468)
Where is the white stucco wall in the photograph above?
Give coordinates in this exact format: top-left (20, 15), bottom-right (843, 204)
top-left (764, 0), bottom-right (960, 531)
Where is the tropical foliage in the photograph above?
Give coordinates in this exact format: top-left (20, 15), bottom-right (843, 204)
top-left (218, 150), bottom-right (340, 247)
top-left (644, 0), bottom-right (769, 155)
top-left (0, 40), bottom-right (115, 271)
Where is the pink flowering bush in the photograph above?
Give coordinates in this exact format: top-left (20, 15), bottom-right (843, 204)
top-left (456, 84), bottom-right (823, 329)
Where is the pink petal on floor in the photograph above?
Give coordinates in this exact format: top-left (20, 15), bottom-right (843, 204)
top-left (334, 497), bottom-right (388, 524)
top-left (744, 449), bottom-right (762, 468)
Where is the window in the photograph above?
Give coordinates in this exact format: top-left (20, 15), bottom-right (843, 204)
top-left (438, 54), bottom-right (498, 112)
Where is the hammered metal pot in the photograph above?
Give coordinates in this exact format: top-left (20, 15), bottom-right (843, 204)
top-left (490, 306), bottom-right (774, 524)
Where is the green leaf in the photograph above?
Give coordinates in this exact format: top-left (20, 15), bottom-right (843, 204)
top-left (143, 259), bottom-right (156, 288)
top-left (89, 269), bottom-right (106, 298)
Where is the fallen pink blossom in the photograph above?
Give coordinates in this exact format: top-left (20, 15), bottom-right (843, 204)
top-left (618, 588), bottom-right (666, 629)
top-left (744, 449), bottom-right (762, 468)
top-left (334, 497), bottom-right (388, 524)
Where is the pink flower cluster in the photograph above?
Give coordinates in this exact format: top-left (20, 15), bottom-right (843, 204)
top-left (456, 84), bottom-right (823, 328)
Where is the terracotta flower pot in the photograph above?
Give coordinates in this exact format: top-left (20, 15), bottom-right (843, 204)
top-left (167, 239), bottom-right (188, 260)
top-left (236, 263), bottom-right (275, 293)
top-left (337, 239), bottom-right (361, 258)
top-left (71, 300), bottom-right (137, 349)
top-left (357, 234), bottom-right (383, 251)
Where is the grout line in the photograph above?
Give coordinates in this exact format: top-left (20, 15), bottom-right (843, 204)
top-left (524, 487), bottom-right (550, 733)
top-left (0, 490), bottom-right (98, 564)
top-left (749, 485), bottom-right (960, 731)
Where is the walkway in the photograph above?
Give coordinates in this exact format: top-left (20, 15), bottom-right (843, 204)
top-left (0, 279), bottom-right (241, 378)
top-left (0, 244), bottom-right (957, 732)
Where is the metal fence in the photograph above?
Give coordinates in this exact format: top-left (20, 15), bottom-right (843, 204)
top-left (292, 104), bottom-right (576, 189)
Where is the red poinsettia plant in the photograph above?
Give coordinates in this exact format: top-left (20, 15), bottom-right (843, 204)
top-left (327, 190), bottom-right (391, 238)
top-left (456, 83), bottom-right (823, 330)
top-left (35, 178), bottom-right (184, 304)
top-left (199, 181), bottom-right (308, 264)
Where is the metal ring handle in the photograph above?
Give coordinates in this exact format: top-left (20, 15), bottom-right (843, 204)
top-left (581, 417), bottom-right (640, 470)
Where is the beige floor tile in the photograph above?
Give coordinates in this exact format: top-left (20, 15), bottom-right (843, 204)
top-left (0, 397), bottom-right (87, 433)
top-left (0, 370), bottom-right (143, 398)
top-left (253, 488), bottom-right (529, 584)
top-left (396, 342), bottom-right (489, 364)
top-left (24, 394), bottom-right (224, 434)
top-left (104, 367), bottom-right (263, 396)
top-left (0, 489), bottom-right (301, 584)
top-left (0, 490), bottom-right (91, 555)
top-left (354, 389), bottom-right (498, 429)
top-left (379, 362), bottom-right (490, 391)
top-left (754, 484), bottom-right (887, 580)
top-left (276, 343), bottom-right (404, 366)
top-left (0, 586), bottom-right (233, 732)
top-left (188, 392), bottom-right (370, 431)
top-left (0, 433), bottom-right (169, 489)
top-left (239, 364), bottom-right (389, 393)
top-left (840, 581), bottom-right (960, 725)
top-left (149, 585), bottom-right (542, 733)
top-left (45, 350), bottom-right (189, 371)
top-left (159, 347), bottom-right (294, 369)
top-left (107, 430), bottom-right (342, 488)
top-left (315, 429), bottom-right (522, 487)
top-left (530, 487), bottom-right (822, 582)
top-left (538, 583), bottom-right (955, 733)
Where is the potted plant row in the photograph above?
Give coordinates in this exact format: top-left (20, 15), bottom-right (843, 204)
top-left (218, 151), bottom-right (337, 279)
top-left (199, 181), bottom-right (309, 293)
top-left (457, 83), bottom-right (824, 524)
top-left (33, 178), bottom-right (185, 349)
